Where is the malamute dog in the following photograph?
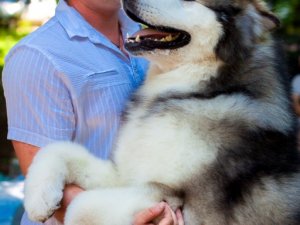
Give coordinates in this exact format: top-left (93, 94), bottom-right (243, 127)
top-left (24, 0), bottom-right (300, 224)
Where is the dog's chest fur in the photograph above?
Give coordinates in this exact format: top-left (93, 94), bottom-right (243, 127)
top-left (114, 65), bottom-right (231, 184)
top-left (115, 99), bottom-right (217, 188)
top-left (112, 59), bottom-right (300, 224)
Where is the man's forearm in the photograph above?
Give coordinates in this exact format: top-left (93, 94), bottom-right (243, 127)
top-left (12, 141), bottom-right (40, 176)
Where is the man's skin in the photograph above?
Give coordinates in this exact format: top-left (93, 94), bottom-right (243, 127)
top-left (12, 1), bottom-right (184, 225)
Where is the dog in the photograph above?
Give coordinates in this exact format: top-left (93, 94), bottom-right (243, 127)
top-left (24, 0), bottom-right (300, 224)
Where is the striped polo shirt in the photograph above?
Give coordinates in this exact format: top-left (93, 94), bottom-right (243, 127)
top-left (2, 0), bottom-right (148, 224)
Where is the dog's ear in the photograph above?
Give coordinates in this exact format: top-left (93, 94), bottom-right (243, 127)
top-left (259, 10), bottom-right (280, 31)
top-left (254, 1), bottom-right (280, 32)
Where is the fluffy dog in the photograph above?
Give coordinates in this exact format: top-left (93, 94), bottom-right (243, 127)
top-left (24, 0), bottom-right (300, 224)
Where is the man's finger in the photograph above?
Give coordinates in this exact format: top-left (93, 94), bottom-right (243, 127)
top-left (133, 202), bottom-right (166, 225)
top-left (176, 209), bottom-right (184, 225)
top-left (159, 205), bottom-right (178, 225)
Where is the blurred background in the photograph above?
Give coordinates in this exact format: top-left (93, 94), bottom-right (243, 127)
top-left (0, 0), bottom-right (299, 224)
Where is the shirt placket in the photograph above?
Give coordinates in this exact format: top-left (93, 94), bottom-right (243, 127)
top-left (114, 50), bottom-right (141, 88)
top-left (129, 58), bottom-right (140, 86)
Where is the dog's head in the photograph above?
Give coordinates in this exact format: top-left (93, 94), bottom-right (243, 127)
top-left (123, 0), bottom-right (279, 69)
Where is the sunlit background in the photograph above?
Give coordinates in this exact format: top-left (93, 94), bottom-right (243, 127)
top-left (0, 0), bottom-right (299, 224)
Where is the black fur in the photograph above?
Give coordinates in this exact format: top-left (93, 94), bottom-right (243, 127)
top-left (214, 6), bottom-right (250, 64)
top-left (218, 129), bottom-right (299, 202)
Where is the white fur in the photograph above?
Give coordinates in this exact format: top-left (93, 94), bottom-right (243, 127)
top-left (24, 142), bottom-right (119, 221)
top-left (64, 187), bottom-right (159, 225)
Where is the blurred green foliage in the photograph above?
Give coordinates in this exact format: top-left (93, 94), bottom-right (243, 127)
top-left (0, 30), bottom-right (21, 67)
top-left (269, 0), bottom-right (300, 38)
top-left (0, 22), bottom-right (32, 68)
top-left (268, 0), bottom-right (300, 75)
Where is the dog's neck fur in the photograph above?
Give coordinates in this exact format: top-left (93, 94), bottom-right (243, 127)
top-left (147, 58), bottom-right (222, 77)
top-left (141, 61), bottom-right (222, 98)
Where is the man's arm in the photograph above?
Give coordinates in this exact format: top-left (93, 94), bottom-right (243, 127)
top-left (12, 141), bottom-right (84, 223)
top-left (12, 141), bottom-right (39, 175)
top-left (4, 46), bottom-right (81, 223)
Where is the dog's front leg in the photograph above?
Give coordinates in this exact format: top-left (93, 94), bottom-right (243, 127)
top-left (64, 184), bottom-right (183, 225)
top-left (24, 142), bottom-right (120, 223)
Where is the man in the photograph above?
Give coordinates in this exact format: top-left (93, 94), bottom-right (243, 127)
top-left (2, 0), bottom-right (184, 224)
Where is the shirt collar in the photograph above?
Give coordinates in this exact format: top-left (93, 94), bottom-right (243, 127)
top-left (55, 0), bottom-right (141, 45)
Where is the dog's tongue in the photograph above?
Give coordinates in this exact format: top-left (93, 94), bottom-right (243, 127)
top-left (130, 28), bottom-right (174, 39)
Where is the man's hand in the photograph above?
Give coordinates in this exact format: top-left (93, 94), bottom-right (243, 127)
top-left (53, 184), bottom-right (84, 223)
top-left (133, 202), bottom-right (184, 225)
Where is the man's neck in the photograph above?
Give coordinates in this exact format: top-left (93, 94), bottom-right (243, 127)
top-left (68, 0), bottom-right (120, 45)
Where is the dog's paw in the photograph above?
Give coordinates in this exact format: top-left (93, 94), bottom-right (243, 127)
top-left (24, 181), bottom-right (64, 222)
top-left (24, 159), bottom-right (66, 222)
top-left (64, 192), bottom-right (101, 225)
top-left (23, 142), bottom-right (72, 222)
top-left (65, 188), bottom-right (149, 225)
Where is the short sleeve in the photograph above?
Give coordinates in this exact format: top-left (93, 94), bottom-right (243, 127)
top-left (2, 46), bottom-right (75, 147)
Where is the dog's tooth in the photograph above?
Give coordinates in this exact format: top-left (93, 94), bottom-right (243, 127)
top-left (135, 35), bottom-right (141, 42)
top-left (127, 39), bottom-right (134, 43)
top-left (166, 35), bottom-right (173, 42)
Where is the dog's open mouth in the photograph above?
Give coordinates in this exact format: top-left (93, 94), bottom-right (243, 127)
top-left (124, 10), bottom-right (191, 52)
